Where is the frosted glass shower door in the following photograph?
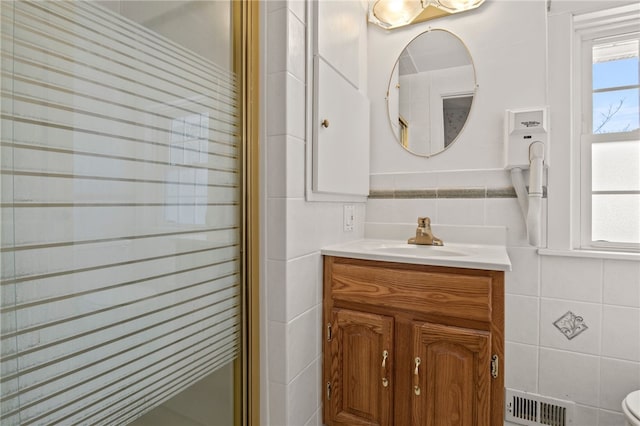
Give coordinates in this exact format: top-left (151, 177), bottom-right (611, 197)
top-left (0, 1), bottom-right (241, 424)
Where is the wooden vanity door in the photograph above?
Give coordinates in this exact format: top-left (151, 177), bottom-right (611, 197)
top-left (326, 308), bottom-right (394, 426)
top-left (411, 322), bottom-right (491, 426)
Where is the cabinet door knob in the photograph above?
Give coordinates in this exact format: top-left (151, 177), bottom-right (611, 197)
top-left (321, 119), bottom-right (330, 128)
top-left (382, 350), bottom-right (388, 369)
top-left (414, 357), bottom-right (421, 376)
top-left (382, 377), bottom-right (389, 387)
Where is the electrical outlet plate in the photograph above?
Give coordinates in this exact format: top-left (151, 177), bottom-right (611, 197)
top-left (343, 205), bottom-right (354, 232)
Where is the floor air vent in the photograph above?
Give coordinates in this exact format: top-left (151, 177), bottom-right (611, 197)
top-left (505, 389), bottom-right (575, 426)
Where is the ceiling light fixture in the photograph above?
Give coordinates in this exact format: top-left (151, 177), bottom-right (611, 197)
top-left (369, 0), bottom-right (485, 29)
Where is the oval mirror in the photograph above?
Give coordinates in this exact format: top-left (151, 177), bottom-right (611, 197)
top-left (387, 29), bottom-right (476, 157)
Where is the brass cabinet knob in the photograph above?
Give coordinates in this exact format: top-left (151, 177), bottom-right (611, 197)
top-left (321, 119), bottom-right (330, 128)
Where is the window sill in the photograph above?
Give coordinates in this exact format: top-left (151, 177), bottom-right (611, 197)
top-left (538, 248), bottom-right (640, 261)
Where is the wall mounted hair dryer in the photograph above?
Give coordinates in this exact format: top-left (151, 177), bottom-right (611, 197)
top-left (504, 108), bottom-right (549, 247)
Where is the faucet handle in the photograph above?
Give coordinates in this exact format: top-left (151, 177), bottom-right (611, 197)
top-left (417, 217), bottom-right (431, 227)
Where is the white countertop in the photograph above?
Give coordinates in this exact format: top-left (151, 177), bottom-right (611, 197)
top-left (321, 239), bottom-right (512, 271)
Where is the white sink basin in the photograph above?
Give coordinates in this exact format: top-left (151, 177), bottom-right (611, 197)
top-left (321, 239), bottom-right (511, 271)
top-left (369, 244), bottom-right (468, 257)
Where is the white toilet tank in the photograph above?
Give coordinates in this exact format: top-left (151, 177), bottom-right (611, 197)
top-left (623, 390), bottom-right (640, 426)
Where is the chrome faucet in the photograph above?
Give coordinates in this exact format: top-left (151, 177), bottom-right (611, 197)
top-left (408, 217), bottom-right (443, 246)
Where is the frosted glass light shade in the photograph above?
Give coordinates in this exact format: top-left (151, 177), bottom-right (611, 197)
top-left (371, 0), bottom-right (424, 28)
top-left (369, 0), bottom-right (485, 29)
top-left (436, 0), bottom-right (485, 12)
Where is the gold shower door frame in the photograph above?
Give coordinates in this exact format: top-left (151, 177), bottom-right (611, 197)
top-left (234, 1), bottom-right (260, 425)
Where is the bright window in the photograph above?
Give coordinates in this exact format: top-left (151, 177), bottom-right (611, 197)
top-left (581, 32), bottom-right (640, 250)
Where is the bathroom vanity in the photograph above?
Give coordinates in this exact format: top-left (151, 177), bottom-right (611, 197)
top-left (321, 239), bottom-right (509, 426)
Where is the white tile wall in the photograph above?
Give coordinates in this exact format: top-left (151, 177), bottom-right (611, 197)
top-left (303, 409), bottom-right (321, 426)
top-left (505, 247), bottom-right (540, 297)
top-left (369, 173), bottom-right (395, 191)
top-left (485, 198), bottom-right (529, 247)
top-left (365, 198), bottom-right (396, 223)
top-left (285, 306), bottom-right (321, 382)
top-left (539, 299), bottom-right (602, 356)
top-left (265, 72), bottom-right (287, 137)
top-left (505, 295), bottom-right (540, 345)
top-left (287, 0), bottom-right (306, 24)
top-left (597, 409), bottom-right (626, 426)
top-left (574, 404), bottom-right (600, 426)
top-left (541, 256), bottom-right (603, 303)
top-left (286, 358), bottom-right (321, 426)
top-left (437, 198), bottom-right (486, 225)
top-left (266, 198), bottom-right (286, 261)
top-left (539, 348), bottom-right (600, 407)
top-left (267, 382), bottom-right (287, 426)
top-left (266, 8), bottom-right (287, 74)
top-left (603, 259), bottom-right (640, 308)
top-left (393, 171), bottom-right (439, 189)
top-left (505, 342), bottom-right (538, 393)
top-left (600, 357), bottom-right (640, 412)
top-left (286, 10), bottom-right (306, 81)
top-left (261, 1), bottom-right (366, 424)
top-left (267, 305), bottom-right (321, 384)
top-left (389, 198), bottom-right (438, 224)
top-left (267, 254), bottom-right (321, 323)
top-left (266, 135), bottom-right (306, 199)
top-left (284, 74), bottom-right (306, 140)
top-left (265, 0), bottom-right (286, 14)
top-left (601, 306), bottom-right (640, 362)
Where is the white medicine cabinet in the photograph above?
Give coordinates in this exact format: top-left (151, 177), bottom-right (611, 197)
top-left (308, 0), bottom-right (370, 201)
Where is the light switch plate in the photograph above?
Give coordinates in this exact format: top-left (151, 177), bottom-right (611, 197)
top-left (343, 205), bottom-right (354, 232)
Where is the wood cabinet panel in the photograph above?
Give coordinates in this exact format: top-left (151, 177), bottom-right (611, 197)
top-left (330, 261), bottom-right (492, 323)
top-left (323, 256), bottom-right (504, 426)
top-left (326, 308), bottom-right (393, 426)
top-left (412, 322), bottom-right (491, 426)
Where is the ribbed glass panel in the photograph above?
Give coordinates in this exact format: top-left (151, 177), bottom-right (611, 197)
top-left (0, 1), bottom-right (240, 424)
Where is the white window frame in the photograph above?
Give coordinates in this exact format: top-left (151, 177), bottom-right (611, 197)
top-left (578, 29), bottom-right (640, 251)
top-left (544, 3), bottom-right (640, 259)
